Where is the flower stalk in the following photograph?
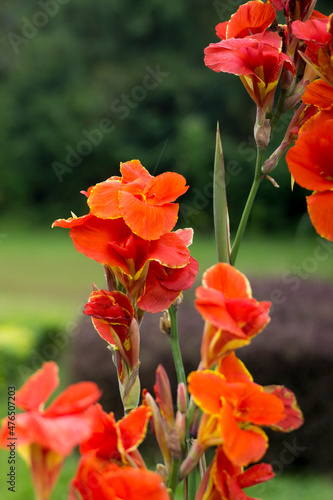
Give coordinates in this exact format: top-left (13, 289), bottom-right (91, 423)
top-left (230, 145), bottom-right (265, 265)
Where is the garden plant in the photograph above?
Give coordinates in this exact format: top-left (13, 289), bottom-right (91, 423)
top-left (1, 0), bottom-right (333, 498)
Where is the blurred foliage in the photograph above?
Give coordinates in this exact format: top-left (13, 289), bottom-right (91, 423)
top-left (0, 0), bottom-right (331, 232)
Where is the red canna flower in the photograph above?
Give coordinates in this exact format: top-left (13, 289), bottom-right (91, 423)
top-left (292, 14), bottom-right (333, 86)
top-left (286, 107), bottom-right (333, 240)
top-left (205, 31), bottom-right (295, 112)
top-left (87, 159), bottom-right (188, 240)
top-left (79, 403), bottom-right (150, 466)
top-left (195, 263), bottom-right (271, 369)
top-left (184, 353), bottom-right (302, 470)
top-left (0, 362), bottom-right (101, 500)
top-left (205, 0), bottom-right (295, 114)
top-left (84, 289), bottom-right (139, 375)
top-left (195, 446), bottom-right (274, 500)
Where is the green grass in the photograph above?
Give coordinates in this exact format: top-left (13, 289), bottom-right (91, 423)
top-left (0, 226), bottom-right (104, 329)
top-left (1, 224), bottom-right (333, 360)
top-left (173, 473), bottom-right (333, 500)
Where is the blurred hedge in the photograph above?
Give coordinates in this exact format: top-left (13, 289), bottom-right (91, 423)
top-left (0, 0), bottom-right (331, 232)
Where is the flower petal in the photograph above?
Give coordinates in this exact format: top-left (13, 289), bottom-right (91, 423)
top-left (120, 159), bottom-right (152, 183)
top-left (119, 190), bottom-right (179, 240)
top-left (79, 405), bottom-right (121, 461)
top-left (103, 467), bottom-right (170, 500)
top-left (87, 179), bottom-right (122, 219)
top-left (148, 231), bottom-right (190, 268)
top-left (118, 406), bottom-right (151, 453)
top-left (302, 79), bottom-right (333, 110)
top-left (307, 190), bottom-right (333, 241)
top-left (202, 263), bottom-right (252, 299)
top-left (217, 352), bottom-right (253, 384)
top-left (187, 370), bottom-right (226, 414)
top-left (144, 171), bottom-right (188, 205)
top-left (195, 286), bottom-right (246, 336)
top-left (237, 462), bottom-right (274, 488)
top-left (16, 362), bottom-right (59, 411)
top-left (137, 257), bottom-right (198, 313)
top-left (52, 213), bottom-right (93, 229)
top-left (226, 0), bottom-right (276, 39)
top-left (220, 404), bottom-right (268, 466)
top-left (44, 382), bottom-right (101, 417)
top-left (14, 409), bottom-right (98, 456)
top-left (264, 385), bottom-right (304, 432)
top-left (286, 113), bottom-right (333, 191)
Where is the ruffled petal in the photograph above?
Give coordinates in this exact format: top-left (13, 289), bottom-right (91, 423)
top-left (120, 159), bottom-right (152, 183)
top-left (119, 190), bottom-right (179, 240)
top-left (264, 385), bottom-right (304, 432)
top-left (144, 171), bottom-right (188, 205)
top-left (226, 0), bottom-right (276, 39)
top-left (202, 263), bottom-right (252, 299)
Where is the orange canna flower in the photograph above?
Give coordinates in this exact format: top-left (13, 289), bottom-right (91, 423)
top-left (195, 263), bottom-right (271, 369)
top-left (87, 159), bottom-right (188, 240)
top-left (185, 353), bottom-right (302, 469)
top-left (0, 362), bottom-right (101, 500)
top-left (215, 0), bottom-right (276, 41)
top-left (286, 107), bottom-right (333, 240)
top-left (195, 446), bottom-right (274, 500)
top-left (71, 456), bottom-right (169, 500)
top-left (71, 404), bottom-right (161, 500)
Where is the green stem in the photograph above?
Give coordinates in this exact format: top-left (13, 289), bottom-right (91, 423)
top-left (168, 458), bottom-right (181, 499)
top-left (270, 88), bottom-right (288, 132)
top-left (168, 304), bottom-right (187, 391)
top-left (187, 464), bottom-right (197, 500)
top-left (230, 147), bottom-right (265, 265)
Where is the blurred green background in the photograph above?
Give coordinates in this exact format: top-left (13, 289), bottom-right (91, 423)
top-left (1, 0), bottom-right (333, 498)
top-left (0, 0), bottom-right (329, 231)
